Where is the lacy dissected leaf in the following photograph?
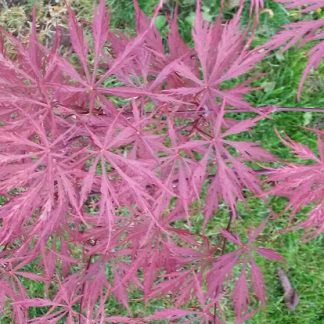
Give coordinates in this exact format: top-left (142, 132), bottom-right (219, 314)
top-left (0, 118), bottom-right (84, 247)
top-left (267, 133), bottom-right (324, 237)
top-left (206, 223), bottom-right (282, 322)
top-left (153, 2), bottom-right (265, 113)
top-left (199, 103), bottom-right (274, 220)
top-left (268, 0), bottom-right (324, 97)
top-left (277, 0), bottom-right (324, 12)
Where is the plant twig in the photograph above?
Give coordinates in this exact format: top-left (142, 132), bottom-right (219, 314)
top-left (79, 255), bottom-right (93, 323)
top-left (213, 212), bottom-right (234, 323)
top-left (229, 106), bottom-right (324, 114)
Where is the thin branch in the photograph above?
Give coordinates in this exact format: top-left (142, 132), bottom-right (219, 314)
top-left (271, 106), bottom-right (324, 113)
top-left (228, 106), bottom-right (324, 114)
top-left (213, 211), bottom-right (234, 323)
top-left (79, 254), bottom-right (94, 323)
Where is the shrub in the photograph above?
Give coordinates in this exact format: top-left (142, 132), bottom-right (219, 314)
top-left (0, 0), bottom-right (322, 323)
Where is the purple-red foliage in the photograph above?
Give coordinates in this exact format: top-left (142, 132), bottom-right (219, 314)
top-left (266, 130), bottom-right (324, 239)
top-left (0, 0), bottom-right (323, 323)
top-left (266, 0), bottom-right (324, 98)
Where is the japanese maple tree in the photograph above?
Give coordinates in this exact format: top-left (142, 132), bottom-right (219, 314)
top-left (0, 0), bottom-right (323, 323)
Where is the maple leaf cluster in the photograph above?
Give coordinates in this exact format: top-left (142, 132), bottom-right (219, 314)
top-left (0, 0), bottom-right (322, 323)
top-left (267, 0), bottom-right (324, 97)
